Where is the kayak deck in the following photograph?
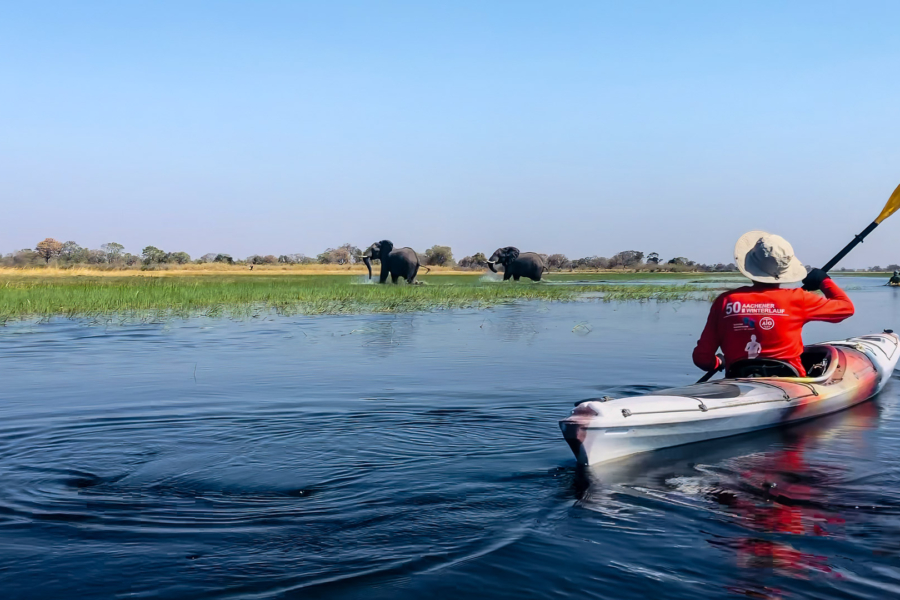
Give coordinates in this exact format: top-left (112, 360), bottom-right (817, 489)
top-left (560, 333), bottom-right (899, 465)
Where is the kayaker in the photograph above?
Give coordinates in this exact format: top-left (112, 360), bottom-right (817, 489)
top-left (890, 270), bottom-right (900, 285)
top-left (693, 231), bottom-right (854, 377)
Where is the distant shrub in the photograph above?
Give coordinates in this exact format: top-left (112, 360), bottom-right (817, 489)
top-left (166, 251), bottom-right (192, 265)
top-left (141, 246), bottom-right (167, 265)
top-left (425, 245), bottom-right (454, 267)
top-left (609, 250), bottom-right (644, 268)
top-left (101, 242), bottom-right (125, 263)
top-left (667, 257), bottom-right (694, 266)
top-left (546, 254), bottom-right (570, 270)
top-left (458, 252), bottom-right (488, 269)
top-left (277, 254), bottom-right (314, 264)
top-left (317, 244), bottom-right (361, 265)
top-left (572, 256), bottom-right (609, 270)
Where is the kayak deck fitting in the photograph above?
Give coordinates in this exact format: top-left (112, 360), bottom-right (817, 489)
top-left (560, 332), bottom-right (899, 465)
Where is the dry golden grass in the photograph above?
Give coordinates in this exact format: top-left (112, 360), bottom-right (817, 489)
top-left (0, 264), bottom-right (479, 278)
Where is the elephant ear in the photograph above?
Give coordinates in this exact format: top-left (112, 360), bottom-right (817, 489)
top-left (506, 247), bottom-right (520, 262)
top-left (379, 240), bottom-right (394, 256)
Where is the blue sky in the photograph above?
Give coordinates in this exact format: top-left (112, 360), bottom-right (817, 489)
top-left (1, 1), bottom-right (899, 265)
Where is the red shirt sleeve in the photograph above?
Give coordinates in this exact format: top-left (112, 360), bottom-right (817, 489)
top-left (693, 294), bottom-right (724, 370)
top-left (800, 278), bottom-right (854, 322)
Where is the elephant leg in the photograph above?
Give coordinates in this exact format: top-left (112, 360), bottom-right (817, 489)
top-left (503, 272), bottom-right (512, 281)
top-left (392, 275), bottom-right (400, 284)
top-left (513, 274), bottom-right (521, 281)
top-left (408, 264), bottom-right (419, 284)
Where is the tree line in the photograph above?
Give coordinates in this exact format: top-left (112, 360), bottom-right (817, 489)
top-left (2, 239), bottom-right (458, 269)
top-left (1, 238), bottom-right (747, 272)
top-left (15, 238), bottom-right (900, 273)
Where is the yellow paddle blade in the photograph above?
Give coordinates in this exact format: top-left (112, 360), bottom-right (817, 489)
top-left (875, 182), bottom-right (900, 223)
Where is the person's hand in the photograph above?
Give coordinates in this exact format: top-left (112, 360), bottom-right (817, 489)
top-left (714, 354), bottom-right (725, 372)
top-left (802, 268), bottom-right (830, 292)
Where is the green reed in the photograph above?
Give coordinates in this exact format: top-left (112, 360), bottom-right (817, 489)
top-left (0, 275), bottom-right (716, 322)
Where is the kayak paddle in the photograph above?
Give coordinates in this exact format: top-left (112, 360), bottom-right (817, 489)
top-left (816, 181), bottom-right (900, 275)
top-left (696, 354), bottom-right (724, 383)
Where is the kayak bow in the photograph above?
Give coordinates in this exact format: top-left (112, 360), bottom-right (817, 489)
top-left (560, 332), bottom-right (899, 465)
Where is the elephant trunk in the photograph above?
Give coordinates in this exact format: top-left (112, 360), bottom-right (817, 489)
top-left (487, 260), bottom-right (498, 273)
top-left (363, 256), bottom-right (373, 279)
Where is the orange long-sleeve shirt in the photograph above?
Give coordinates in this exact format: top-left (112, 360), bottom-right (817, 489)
top-left (692, 279), bottom-right (854, 376)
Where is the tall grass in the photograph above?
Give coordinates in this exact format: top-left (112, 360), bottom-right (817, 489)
top-left (0, 275), bottom-right (716, 322)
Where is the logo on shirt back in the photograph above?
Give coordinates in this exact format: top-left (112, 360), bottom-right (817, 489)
top-left (759, 316), bottom-right (775, 330)
top-left (725, 301), bottom-right (785, 316)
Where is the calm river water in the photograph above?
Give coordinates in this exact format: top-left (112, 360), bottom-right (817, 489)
top-left (3, 277), bottom-right (900, 599)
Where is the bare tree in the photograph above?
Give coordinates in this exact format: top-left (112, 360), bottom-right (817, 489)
top-left (572, 256), bottom-right (610, 270)
top-left (317, 246), bottom-right (354, 264)
top-left (338, 243), bottom-right (361, 263)
top-left (547, 254), bottom-right (570, 270)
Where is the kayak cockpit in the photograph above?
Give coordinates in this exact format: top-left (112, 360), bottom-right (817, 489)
top-left (725, 345), bottom-right (841, 384)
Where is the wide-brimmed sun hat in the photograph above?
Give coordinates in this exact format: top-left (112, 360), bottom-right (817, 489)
top-left (734, 231), bottom-right (807, 284)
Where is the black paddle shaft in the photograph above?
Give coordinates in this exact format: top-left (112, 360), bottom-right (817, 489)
top-left (821, 221), bottom-right (879, 273)
top-left (696, 369), bottom-right (717, 384)
top-left (696, 353), bottom-right (725, 383)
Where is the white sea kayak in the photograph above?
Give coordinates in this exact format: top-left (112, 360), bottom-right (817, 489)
top-left (560, 332), bottom-right (899, 465)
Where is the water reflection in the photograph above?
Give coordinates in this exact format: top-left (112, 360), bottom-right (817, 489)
top-left (578, 400), bottom-right (884, 596)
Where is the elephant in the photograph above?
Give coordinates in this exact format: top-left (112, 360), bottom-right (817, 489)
top-left (361, 240), bottom-right (431, 284)
top-left (487, 247), bottom-right (547, 281)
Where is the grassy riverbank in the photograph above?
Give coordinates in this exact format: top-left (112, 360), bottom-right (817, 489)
top-left (0, 274), bottom-right (717, 322)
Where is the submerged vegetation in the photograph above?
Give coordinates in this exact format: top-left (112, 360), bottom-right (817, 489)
top-left (0, 274), bottom-right (718, 322)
